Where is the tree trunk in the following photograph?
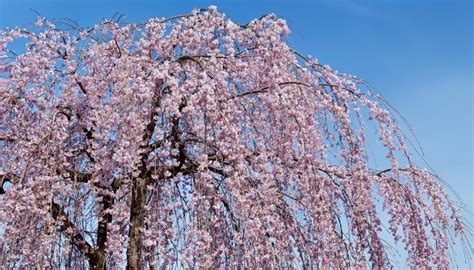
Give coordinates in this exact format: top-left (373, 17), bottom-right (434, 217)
top-left (127, 80), bottom-right (162, 269)
top-left (95, 193), bottom-right (112, 269)
top-left (126, 177), bottom-right (147, 269)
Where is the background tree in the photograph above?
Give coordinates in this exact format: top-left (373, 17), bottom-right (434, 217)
top-left (0, 6), bottom-right (471, 269)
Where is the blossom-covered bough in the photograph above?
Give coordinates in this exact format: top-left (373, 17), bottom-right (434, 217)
top-left (0, 6), bottom-right (471, 269)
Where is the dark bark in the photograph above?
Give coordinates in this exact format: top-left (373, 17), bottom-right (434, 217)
top-left (50, 201), bottom-right (99, 268)
top-left (95, 193), bottom-right (113, 269)
top-left (126, 80), bottom-right (163, 269)
top-left (126, 178), bottom-right (147, 269)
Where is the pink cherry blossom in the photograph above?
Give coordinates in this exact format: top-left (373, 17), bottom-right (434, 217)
top-left (0, 6), bottom-right (469, 269)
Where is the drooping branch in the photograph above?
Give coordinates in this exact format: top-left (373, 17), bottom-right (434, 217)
top-left (0, 174), bottom-right (99, 267)
top-left (0, 6), bottom-right (469, 268)
top-left (127, 79), bottom-right (164, 269)
top-left (51, 201), bottom-right (99, 267)
top-left (230, 81), bottom-right (311, 99)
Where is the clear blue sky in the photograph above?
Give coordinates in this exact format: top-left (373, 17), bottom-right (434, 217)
top-left (1, 0), bottom-right (472, 265)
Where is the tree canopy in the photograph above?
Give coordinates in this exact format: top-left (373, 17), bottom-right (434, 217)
top-left (0, 6), bottom-right (469, 269)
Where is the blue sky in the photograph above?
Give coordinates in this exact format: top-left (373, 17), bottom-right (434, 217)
top-left (1, 0), bottom-right (472, 266)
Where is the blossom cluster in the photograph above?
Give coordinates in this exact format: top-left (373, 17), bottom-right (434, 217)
top-left (0, 6), bottom-right (467, 269)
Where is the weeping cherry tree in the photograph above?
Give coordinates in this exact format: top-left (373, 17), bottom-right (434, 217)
top-left (0, 6), bottom-right (471, 269)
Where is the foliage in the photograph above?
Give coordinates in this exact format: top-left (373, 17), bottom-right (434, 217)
top-left (0, 6), bottom-right (469, 269)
